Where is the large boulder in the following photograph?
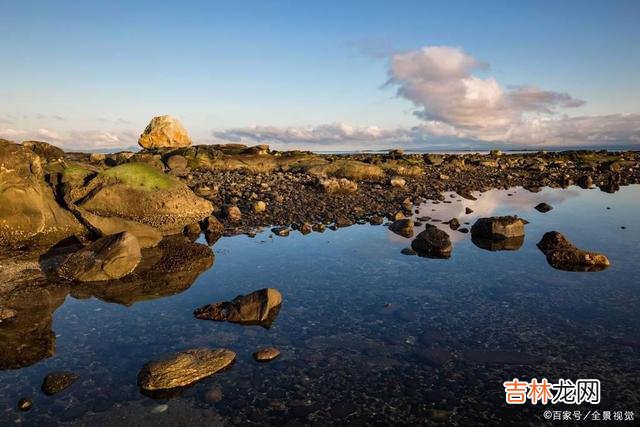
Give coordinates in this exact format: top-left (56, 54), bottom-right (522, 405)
top-left (71, 162), bottom-right (213, 235)
top-left (410, 225), bottom-right (452, 258)
top-left (138, 115), bottom-right (191, 149)
top-left (194, 288), bottom-right (282, 328)
top-left (0, 140), bottom-right (85, 249)
top-left (471, 216), bottom-right (525, 240)
top-left (537, 231), bottom-right (610, 272)
top-left (138, 348), bottom-right (235, 391)
top-left (57, 231), bottom-right (141, 282)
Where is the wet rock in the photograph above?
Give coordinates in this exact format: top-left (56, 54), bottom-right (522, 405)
top-left (75, 208), bottom-right (162, 249)
top-left (465, 207), bottom-right (474, 214)
top-left (271, 226), bottom-right (290, 237)
top-left (457, 190), bottom-right (477, 201)
top-left (534, 202), bottom-right (553, 213)
top-left (537, 231), bottom-right (610, 271)
top-left (335, 217), bottom-right (353, 228)
top-left (410, 225), bottom-right (452, 259)
top-left (401, 248), bottom-right (417, 256)
top-left (253, 347), bottom-right (281, 362)
top-left (300, 223), bottom-right (312, 235)
top-left (472, 235), bottom-right (524, 251)
top-left (223, 205), bottom-right (242, 222)
top-left (577, 175), bottom-right (593, 189)
top-left (369, 216), bottom-right (384, 225)
top-left (194, 288), bottom-right (283, 327)
top-left (389, 219), bottom-right (414, 238)
top-left (58, 231), bottom-right (141, 282)
top-left (448, 218), bottom-right (460, 230)
top-left (390, 177), bottom-right (406, 188)
top-left (41, 371), bottom-right (80, 395)
top-left (18, 398), bottom-right (32, 411)
top-left (312, 223), bottom-right (326, 232)
top-left (138, 115), bottom-right (191, 149)
top-left (252, 200), bottom-right (267, 214)
top-left (0, 306), bottom-right (17, 322)
top-left (204, 215), bottom-right (224, 235)
top-left (458, 227), bottom-right (469, 233)
top-left (137, 348), bottom-right (235, 391)
top-left (471, 216), bottom-right (525, 240)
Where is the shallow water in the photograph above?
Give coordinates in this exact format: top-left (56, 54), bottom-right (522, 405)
top-left (1, 185), bottom-right (639, 426)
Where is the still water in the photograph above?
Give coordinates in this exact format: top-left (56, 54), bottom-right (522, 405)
top-left (1, 185), bottom-right (639, 426)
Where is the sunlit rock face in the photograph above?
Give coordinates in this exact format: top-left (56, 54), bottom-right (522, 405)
top-left (138, 115), bottom-right (192, 149)
top-left (0, 140), bottom-right (85, 250)
top-left (194, 288), bottom-right (283, 328)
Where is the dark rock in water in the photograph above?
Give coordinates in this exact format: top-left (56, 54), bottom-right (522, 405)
top-left (401, 248), bottom-right (417, 256)
top-left (253, 347), bottom-right (281, 362)
top-left (203, 215), bottom-right (224, 235)
top-left (462, 350), bottom-right (543, 365)
top-left (457, 190), bottom-right (477, 201)
top-left (577, 175), bottom-right (594, 189)
top-left (448, 218), bottom-right (460, 230)
top-left (417, 216), bottom-right (431, 222)
top-left (537, 231), bottom-right (610, 272)
top-left (472, 235), bottom-right (524, 251)
top-left (369, 215), bottom-right (384, 225)
top-left (194, 288), bottom-right (283, 328)
top-left (312, 223), bottom-right (326, 232)
top-left (471, 216), bottom-right (525, 240)
top-left (17, 398), bottom-right (32, 411)
top-left (458, 227), bottom-right (469, 234)
top-left (389, 219), bottom-right (414, 238)
top-left (410, 225), bottom-right (452, 259)
top-left (465, 207), bottom-right (474, 214)
top-left (137, 348), bottom-right (235, 391)
top-left (41, 371), bottom-right (79, 395)
top-left (534, 202), bottom-right (553, 213)
top-left (271, 226), bottom-right (290, 237)
top-left (57, 231), bottom-right (141, 282)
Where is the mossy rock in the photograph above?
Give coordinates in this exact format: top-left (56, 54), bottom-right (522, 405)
top-left (99, 163), bottom-right (176, 191)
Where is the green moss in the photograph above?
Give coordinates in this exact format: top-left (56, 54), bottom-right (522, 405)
top-left (100, 162), bottom-right (175, 191)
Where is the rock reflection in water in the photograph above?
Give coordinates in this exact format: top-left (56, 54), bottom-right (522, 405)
top-left (471, 235), bottom-right (525, 251)
top-left (71, 236), bottom-right (214, 306)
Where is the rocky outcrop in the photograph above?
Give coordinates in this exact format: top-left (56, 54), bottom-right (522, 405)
top-left (194, 288), bottom-right (282, 327)
top-left (0, 140), bottom-right (85, 249)
top-left (410, 225), bottom-right (452, 258)
top-left (71, 162), bottom-right (213, 235)
top-left (138, 115), bottom-right (192, 149)
top-left (471, 216), bottom-right (525, 240)
top-left (57, 232), bottom-right (141, 282)
top-left (137, 348), bottom-right (235, 391)
top-left (537, 231), bottom-right (610, 271)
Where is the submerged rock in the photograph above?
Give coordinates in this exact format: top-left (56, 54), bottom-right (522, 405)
top-left (253, 347), bottom-right (281, 362)
top-left (194, 288), bottom-right (282, 328)
top-left (389, 218), bottom-right (414, 238)
top-left (138, 115), bottom-right (192, 149)
top-left (41, 371), bottom-right (79, 395)
top-left (17, 398), bottom-right (32, 411)
top-left (410, 225), bottom-right (452, 258)
top-left (534, 202), bottom-right (553, 213)
top-left (471, 216), bottom-right (525, 240)
top-left (137, 348), bottom-right (235, 391)
top-left (537, 231), bottom-right (610, 272)
top-left (57, 231), bottom-right (141, 282)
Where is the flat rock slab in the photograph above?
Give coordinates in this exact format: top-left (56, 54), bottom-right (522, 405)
top-left (41, 371), bottom-right (80, 395)
top-left (137, 348), bottom-right (235, 391)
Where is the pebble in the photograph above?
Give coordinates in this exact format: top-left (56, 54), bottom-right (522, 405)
top-left (17, 398), bottom-right (32, 411)
top-left (151, 404), bottom-right (169, 414)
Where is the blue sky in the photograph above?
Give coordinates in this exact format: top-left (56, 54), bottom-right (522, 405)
top-left (1, 0), bottom-right (639, 150)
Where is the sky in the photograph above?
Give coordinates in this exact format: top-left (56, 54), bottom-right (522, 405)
top-left (1, 0), bottom-right (639, 151)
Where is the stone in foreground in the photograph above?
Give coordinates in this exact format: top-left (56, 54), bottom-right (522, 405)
top-left (137, 348), bottom-right (235, 391)
top-left (389, 218), bottom-right (414, 238)
top-left (537, 231), bottom-right (610, 272)
top-left (410, 225), bottom-right (452, 258)
top-left (253, 347), bottom-right (281, 362)
top-left (471, 216), bottom-right (525, 240)
top-left (57, 231), bottom-right (141, 282)
top-left (138, 115), bottom-right (192, 149)
top-left (41, 371), bottom-right (79, 395)
top-left (194, 288), bottom-right (282, 328)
